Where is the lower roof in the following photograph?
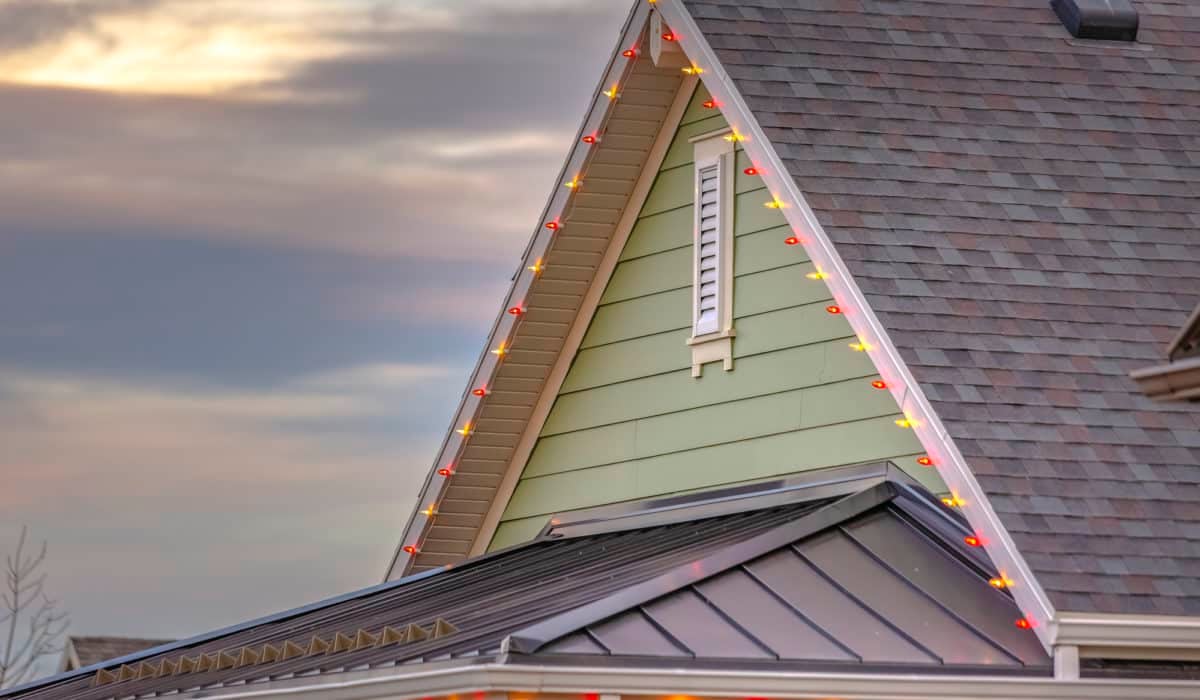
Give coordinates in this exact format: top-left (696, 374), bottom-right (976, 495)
top-left (5, 463), bottom-right (1048, 700)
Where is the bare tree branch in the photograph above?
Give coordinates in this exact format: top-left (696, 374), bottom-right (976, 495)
top-left (0, 527), bottom-right (69, 690)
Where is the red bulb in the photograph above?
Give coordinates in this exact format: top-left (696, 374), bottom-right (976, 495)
top-left (472, 387), bottom-right (487, 397)
top-left (917, 456), bottom-right (934, 466)
top-left (662, 32), bottom-right (676, 41)
top-left (582, 135), bottom-right (596, 144)
top-left (784, 236), bottom-right (800, 246)
top-left (1015, 618), bottom-right (1033, 630)
top-left (437, 468), bottom-right (452, 477)
top-left (622, 49), bottom-right (636, 58)
top-left (545, 221), bottom-right (560, 231)
top-left (871, 380), bottom-right (887, 390)
top-left (508, 306), bottom-right (524, 316)
top-left (744, 167), bottom-right (759, 176)
top-left (826, 305), bottom-right (842, 314)
top-left (702, 99), bottom-right (716, 109)
top-left (964, 535), bottom-right (982, 547)
top-left (402, 545), bottom-right (417, 554)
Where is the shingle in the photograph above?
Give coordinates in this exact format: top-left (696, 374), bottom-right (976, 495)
top-left (684, 0), bottom-right (1200, 616)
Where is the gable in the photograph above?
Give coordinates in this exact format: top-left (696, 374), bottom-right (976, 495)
top-left (490, 85), bottom-right (946, 548)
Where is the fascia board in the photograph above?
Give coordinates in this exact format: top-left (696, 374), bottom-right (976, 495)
top-left (1053, 612), bottom-right (1200, 651)
top-left (179, 661), bottom-right (1200, 700)
top-left (385, 0), bottom-right (653, 581)
top-left (651, 0), bottom-right (1058, 648)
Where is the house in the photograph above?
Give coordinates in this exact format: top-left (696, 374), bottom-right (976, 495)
top-left (5, 0), bottom-right (1199, 698)
top-left (58, 637), bottom-right (175, 673)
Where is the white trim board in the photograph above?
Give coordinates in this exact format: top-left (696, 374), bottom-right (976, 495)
top-left (171, 660), bottom-right (1200, 700)
top-left (651, 0), bottom-right (1058, 649)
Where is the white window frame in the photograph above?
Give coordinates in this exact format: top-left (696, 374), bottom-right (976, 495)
top-left (687, 128), bottom-right (736, 377)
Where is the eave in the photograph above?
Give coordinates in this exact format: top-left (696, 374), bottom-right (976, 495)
top-left (1130, 356), bottom-right (1200, 402)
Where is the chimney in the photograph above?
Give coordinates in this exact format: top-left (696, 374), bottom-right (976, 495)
top-left (1051, 0), bottom-right (1139, 42)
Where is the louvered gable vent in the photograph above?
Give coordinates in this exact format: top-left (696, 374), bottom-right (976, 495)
top-left (695, 163), bottom-right (721, 335)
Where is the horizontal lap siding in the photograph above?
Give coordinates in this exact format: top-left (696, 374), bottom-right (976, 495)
top-left (491, 85), bottom-right (944, 549)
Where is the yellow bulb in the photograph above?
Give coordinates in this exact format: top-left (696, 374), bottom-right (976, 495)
top-left (942, 495), bottom-right (966, 508)
top-left (564, 178), bottom-right (581, 190)
top-left (422, 504), bottom-right (438, 517)
top-left (682, 66), bottom-right (703, 75)
top-left (723, 131), bottom-right (744, 142)
top-left (895, 418), bottom-right (912, 428)
top-left (528, 259), bottom-right (545, 275)
top-left (806, 271), bottom-right (828, 280)
top-left (764, 199), bottom-right (783, 209)
top-left (456, 422), bottom-right (472, 436)
top-left (603, 85), bottom-right (620, 99)
top-left (491, 344), bottom-right (507, 356)
top-left (849, 342), bottom-right (868, 352)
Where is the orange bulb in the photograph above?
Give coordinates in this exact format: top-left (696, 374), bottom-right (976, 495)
top-left (582, 135), bottom-right (597, 144)
top-left (917, 456), bottom-right (934, 466)
top-left (744, 167), bottom-right (759, 176)
top-left (989, 577), bottom-right (1010, 589)
top-left (662, 32), bottom-right (676, 41)
top-left (964, 535), bottom-right (982, 547)
top-left (826, 305), bottom-right (842, 314)
top-left (545, 221), bottom-right (560, 231)
top-left (784, 236), bottom-right (800, 246)
top-left (1015, 618), bottom-right (1033, 630)
top-left (622, 49), bottom-right (636, 58)
top-left (702, 99), bottom-right (716, 109)
top-left (871, 380), bottom-right (887, 390)
top-left (437, 467), bottom-right (453, 477)
top-left (508, 306), bottom-right (524, 316)
top-left (402, 545), bottom-right (417, 554)
top-left (472, 387), bottom-right (487, 397)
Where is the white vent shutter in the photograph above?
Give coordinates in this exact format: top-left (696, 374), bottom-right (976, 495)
top-left (695, 163), bottom-right (721, 335)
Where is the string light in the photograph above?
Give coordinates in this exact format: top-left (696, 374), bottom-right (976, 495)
top-left (472, 387), bottom-right (488, 397)
top-left (603, 85), bottom-right (620, 100)
top-left (682, 66), bottom-right (703, 75)
top-left (661, 31), bottom-right (676, 42)
top-left (702, 99), bottom-right (717, 109)
top-left (871, 380), bottom-right (887, 389)
top-left (507, 306), bottom-right (525, 316)
top-left (622, 49), bottom-right (637, 58)
top-left (491, 343), bottom-right (507, 356)
top-left (964, 535), bottom-right (983, 547)
top-left (1015, 618), bottom-right (1034, 630)
top-left (764, 199), bottom-right (784, 209)
top-left (806, 270), bottom-right (828, 280)
top-left (422, 504), bottom-right (438, 517)
top-left (895, 418), bottom-right (912, 428)
top-left (545, 221), bottom-right (560, 231)
top-left (743, 167), bottom-right (759, 176)
top-left (826, 305), bottom-right (842, 315)
top-left (581, 134), bottom-right (598, 144)
top-left (941, 495), bottom-right (966, 507)
top-left (724, 131), bottom-right (744, 142)
top-left (849, 341), bottom-right (871, 351)
top-left (917, 456), bottom-right (934, 466)
top-left (437, 467), bottom-right (453, 477)
top-left (564, 177), bottom-right (582, 190)
top-left (402, 545), bottom-right (418, 554)
top-left (528, 259), bottom-right (545, 275)
top-left (456, 422), bottom-right (473, 436)
top-left (989, 577), bottom-right (1012, 589)
top-left (784, 236), bottom-right (800, 246)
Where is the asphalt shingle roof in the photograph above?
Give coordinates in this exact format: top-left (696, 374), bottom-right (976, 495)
top-left (682, 0), bottom-right (1200, 615)
top-left (65, 637), bottom-right (174, 670)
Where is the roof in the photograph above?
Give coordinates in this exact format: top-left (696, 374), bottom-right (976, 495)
top-left (3, 464), bottom-right (1049, 700)
top-left (676, 0), bottom-right (1200, 617)
top-left (61, 636), bottom-right (175, 671)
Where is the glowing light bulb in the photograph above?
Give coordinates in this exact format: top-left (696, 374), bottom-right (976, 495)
top-left (1015, 618), bottom-right (1033, 630)
top-left (724, 131), bottom-right (744, 142)
top-left (456, 422), bottom-right (472, 436)
top-left (849, 338), bottom-right (872, 351)
top-left (917, 456), bottom-right (934, 466)
top-left (826, 305), bottom-right (842, 315)
top-left (871, 380), bottom-right (887, 390)
top-left (528, 260), bottom-right (545, 275)
top-left (964, 535), bottom-right (982, 547)
top-left (472, 387), bottom-right (488, 397)
top-left (622, 49), bottom-right (637, 58)
top-left (702, 99), bottom-right (717, 109)
top-left (989, 577), bottom-right (1012, 589)
top-left (682, 66), bottom-right (703, 75)
top-left (545, 221), bottom-right (560, 231)
top-left (603, 85), bottom-right (620, 99)
top-left (895, 418), bottom-right (912, 428)
top-left (764, 200), bottom-right (783, 209)
top-left (564, 178), bottom-right (581, 190)
top-left (437, 467), bottom-right (453, 477)
top-left (806, 270), bottom-right (828, 280)
top-left (744, 167), bottom-right (759, 176)
top-left (507, 306), bottom-right (525, 316)
top-left (581, 134), bottom-right (597, 144)
top-left (661, 31), bottom-right (676, 42)
top-left (784, 236), bottom-right (800, 246)
top-left (402, 545), bottom-right (417, 554)
top-left (422, 504), bottom-right (438, 517)
top-left (941, 496), bottom-right (965, 507)
top-left (491, 343), bottom-right (507, 357)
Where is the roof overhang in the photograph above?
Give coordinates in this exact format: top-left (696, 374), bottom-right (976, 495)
top-left (159, 659), bottom-right (1200, 700)
top-left (1130, 356), bottom-right (1200, 402)
top-left (1052, 612), bottom-right (1200, 659)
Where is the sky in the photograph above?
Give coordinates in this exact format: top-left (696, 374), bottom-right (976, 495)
top-left (0, 0), bottom-right (630, 651)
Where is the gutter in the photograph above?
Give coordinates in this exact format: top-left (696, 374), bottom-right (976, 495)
top-left (184, 661), bottom-right (1200, 700)
top-left (1054, 612), bottom-right (1200, 657)
top-left (1129, 356), bottom-right (1200, 402)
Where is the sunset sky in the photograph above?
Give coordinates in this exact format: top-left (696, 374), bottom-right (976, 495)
top-left (0, 0), bottom-right (628, 645)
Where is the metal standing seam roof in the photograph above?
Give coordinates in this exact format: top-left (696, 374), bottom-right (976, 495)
top-left (679, 0), bottom-right (1200, 616)
top-left (2, 464), bottom-right (1048, 700)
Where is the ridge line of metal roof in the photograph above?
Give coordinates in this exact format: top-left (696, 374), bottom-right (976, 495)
top-left (507, 482), bottom-right (900, 654)
top-left (539, 461), bottom-right (919, 540)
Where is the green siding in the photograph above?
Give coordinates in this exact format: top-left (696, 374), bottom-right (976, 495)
top-left (491, 85), bottom-right (945, 549)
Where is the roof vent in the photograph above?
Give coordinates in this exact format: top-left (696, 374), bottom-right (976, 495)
top-left (1051, 0), bottom-right (1138, 42)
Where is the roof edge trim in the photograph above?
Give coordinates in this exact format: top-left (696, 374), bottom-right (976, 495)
top-left (653, 0), bottom-right (1057, 648)
top-left (131, 659), bottom-right (1200, 700)
top-left (507, 482), bottom-right (898, 654)
top-left (1054, 612), bottom-right (1200, 654)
